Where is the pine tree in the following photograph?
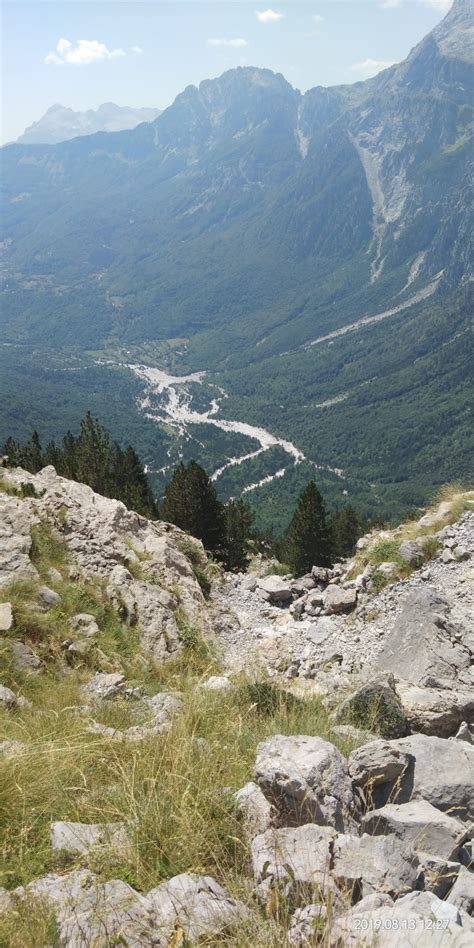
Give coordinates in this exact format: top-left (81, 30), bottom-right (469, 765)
top-left (224, 498), bottom-right (254, 571)
top-left (162, 460), bottom-right (226, 557)
top-left (22, 431), bottom-right (44, 473)
top-left (2, 414), bottom-right (158, 519)
top-left (284, 480), bottom-right (333, 575)
top-left (332, 504), bottom-right (363, 558)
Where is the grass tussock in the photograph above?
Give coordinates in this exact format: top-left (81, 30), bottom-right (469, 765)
top-left (0, 664), bottom-right (352, 899)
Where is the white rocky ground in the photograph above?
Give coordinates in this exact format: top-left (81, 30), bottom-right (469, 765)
top-left (0, 467), bottom-right (473, 945)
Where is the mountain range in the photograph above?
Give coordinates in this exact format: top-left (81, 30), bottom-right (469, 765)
top-left (16, 103), bottom-right (161, 145)
top-left (1, 0), bottom-right (472, 528)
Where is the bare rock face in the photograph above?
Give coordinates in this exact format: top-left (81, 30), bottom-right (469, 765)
top-left (1, 466), bottom-right (212, 663)
top-left (0, 495), bottom-right (38, 587)
top-left (255, 734), bottom-right (359, 831)
top-left (373, 587), bottom-right (471, 689)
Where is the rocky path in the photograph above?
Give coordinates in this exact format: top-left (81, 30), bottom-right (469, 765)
top-left (213, 510), bottom-right (474, 732)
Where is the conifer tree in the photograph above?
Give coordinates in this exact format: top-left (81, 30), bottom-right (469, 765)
top-left (2, 414), bottom-right (158, 519)
top-left (332, 504), bottom-right (363, 558)
top-left (224, 498), bottom-right (254, 571)
top-left (284, 480), bottom-right (333, 575)
top-left (162, 460), bottom-right (226, 557)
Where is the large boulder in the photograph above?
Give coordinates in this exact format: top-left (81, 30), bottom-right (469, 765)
top-left (396, 683), bottom-right (474, 738)
top-left (348, 739), bottom-right (409, 806)
top-left (255, 734), bottom-right (358, 831)
top-left (251, 824), bottom-right (336, 903)
top-left (146, 873), bottom-right (250, 941)
top-left (361, 800), bottom-right (470, 861)
top-left (335, 675), bottom-right (408, 739)
top-left (323, 585), bottom-right (357, 615)
top-left (373, 588), bottom-right (472, 689)
top-left (332, 832), bottom-right (420, 899)
top-left (390, 734), bottom-right (474, 821)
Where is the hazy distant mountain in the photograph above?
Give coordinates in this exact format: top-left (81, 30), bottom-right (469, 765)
top-left (17, 102), bottom-right (161, 144)
top-left (1, 0), bottom-right (472, 521)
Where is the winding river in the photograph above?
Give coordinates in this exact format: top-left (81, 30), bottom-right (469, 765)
top-left (124, 363), bottom-right (343, 492)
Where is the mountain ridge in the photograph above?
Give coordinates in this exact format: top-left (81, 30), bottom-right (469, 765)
top-left (16, 102), bottom-right (161, 145)
top-left (0, 0), bottom-right (472, 523)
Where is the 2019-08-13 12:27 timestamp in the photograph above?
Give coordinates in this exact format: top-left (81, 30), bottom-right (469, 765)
top-left (354, 918), bottom-right (451, 931)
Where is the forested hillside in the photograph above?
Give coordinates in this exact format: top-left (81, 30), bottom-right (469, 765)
top-left (0, 0), bottom-right (472, 526)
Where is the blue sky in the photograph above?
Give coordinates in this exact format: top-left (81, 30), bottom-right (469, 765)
top-left (2, 1), bottom-right (452, 142)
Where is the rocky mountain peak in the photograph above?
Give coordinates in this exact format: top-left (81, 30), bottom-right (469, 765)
top-left (433, 0), bottom-right (474, 61)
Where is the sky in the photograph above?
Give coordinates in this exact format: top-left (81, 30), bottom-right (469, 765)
top-left (1, 0), bottom-right (453, 143)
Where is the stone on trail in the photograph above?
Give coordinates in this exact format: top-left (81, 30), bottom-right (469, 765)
top-left (396, 683), bottom-right (474, 738)
top-left (255, 734), bottom-right (358, 831)
top-left (257, 575), bottom-right (293, 601)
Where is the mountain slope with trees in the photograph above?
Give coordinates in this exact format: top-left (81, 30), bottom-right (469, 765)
top-left (0, 0), bottom-right (472, 525)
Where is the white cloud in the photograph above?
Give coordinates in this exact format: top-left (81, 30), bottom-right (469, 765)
top-left (207, 37), bottom-right (248, 48)
top-left (312, 14), bottom-right (324, 22)
top-left (131, 46), bottom-right (143, 54)
top-left (45, 38), bottom-right (126, 66)
top-left (381, 0), bottom-right (402, 8)
top-left (255, 9), bottom-right (285, 24)
top-left (351, 58), bottom-right (396, 78)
